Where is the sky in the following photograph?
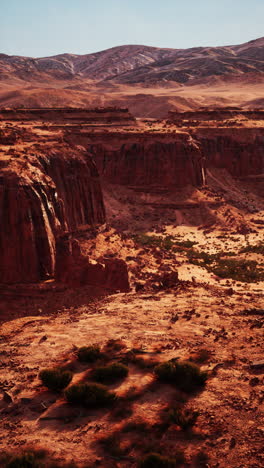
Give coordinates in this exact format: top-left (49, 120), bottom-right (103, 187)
top-left (0, 0), bottom-right (263, 57)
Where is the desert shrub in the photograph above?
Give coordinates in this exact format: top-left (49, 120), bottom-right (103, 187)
top-left (77, 345), bottom-right (101, 363)
top-left (187, 250), bottom-right (219, 266)
top-left (167, 407), bottom-right (199, 430)
top-left (65, 382), bottom-right (116, 408)
top-left (139, 452), bottom-right (183, 468)
top-left (93, 362), bottom-right (128, 384)
top-left (39, 368), bottom-right (72, 392)
top-left (154, 360), bottom-right (207, 393)
top-left (240, 243), bottom-right (264, 255)
top-left (174, 239), bottom-right (197, 249)
top-left (132, 234), bottom-right (174, 251)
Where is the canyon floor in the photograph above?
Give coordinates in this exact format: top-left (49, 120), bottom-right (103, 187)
top-left (0, 113), bottom-right (263, 468)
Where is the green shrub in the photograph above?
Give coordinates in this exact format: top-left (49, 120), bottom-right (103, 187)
top-left (139, 453), bottom-right (180, 468)
top-left (174, 239), bottom-right (197, 249)
top-left (132, 234), bottom-right (174, 251)
top-left (39, 368), bottom-right (72, 392)
top-left (187, 249), bottom-right (264, 282)
top-left (211, 258), bottom-right (264, 282)
top-left (154, 360), bottom-right (207, 393)
top-left (167, 407), bottom-right (199, 430)
top-left (77, 345), bottom-right (101, 363)
top-left (93, 362), bottom-right (129, 384)
top-left (65, 382), bottom-right (116, 408)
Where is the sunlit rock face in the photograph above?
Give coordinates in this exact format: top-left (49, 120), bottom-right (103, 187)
top-left (0, 149), bottom-right (105, 284)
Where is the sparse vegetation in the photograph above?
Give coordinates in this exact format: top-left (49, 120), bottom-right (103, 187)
top-left (39, 368), bottom-right (72, 392)
top-left (240, 242), bottom-right (264, 255)
top-left (212, 258), bottom-right (264, 282)
top-left (154, 360), bottom-right (207, 393)
top-left (65, 382), bottom-right (116, 407)
top-left (93, 362), bottom-right (129, 384)
top-left (187, 249), bottom-right (264, 282)
top-left (132, 233), bottom-right (197, 252)
top-left (132, 234), bottom-right (174, 251)
top-left (174, 239), bottom-right (197, 249)
top-left (166, 407), bottom-right (199, 430)
top-left (77, 345), bottom-right (101, 363)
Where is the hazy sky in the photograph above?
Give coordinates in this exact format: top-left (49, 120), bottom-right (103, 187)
top-left (1, 0), bottom-right (263, 57)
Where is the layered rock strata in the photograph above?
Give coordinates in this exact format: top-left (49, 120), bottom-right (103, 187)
top-left (85, 133), bottom-right (206, 188)
top-left (0, 148), bottom-right (105, 283)
top-left (193, 128), bottom-right (264, 177)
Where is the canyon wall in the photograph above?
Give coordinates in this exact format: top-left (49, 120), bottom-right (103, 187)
top-left (168, 108), bottom-right (264, 122)
top-left (0, 107), bottom-right (135, 125)
top-left (0, 148), bottom-right (105, 284)
top-left (82, 133), bottom-right (206, 188)
top-left (193, 128), bottom-right (264, 177)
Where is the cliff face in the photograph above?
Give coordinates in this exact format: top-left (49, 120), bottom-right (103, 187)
top-left (194, 129), bottom-right (264, 177)
top-left (0, 149), bottom-right (105, 284)
top-left (88, 135), bottom-right (205, 188)
top-left (0, 107), bottom-right (135, 125)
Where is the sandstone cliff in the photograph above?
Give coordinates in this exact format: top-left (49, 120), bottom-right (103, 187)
top-left (0, 148), bottom-right (105, 284)
top-left (193, 128), bottom-right (264, 177)
top-left (87, 133), bottom-right (205, 188)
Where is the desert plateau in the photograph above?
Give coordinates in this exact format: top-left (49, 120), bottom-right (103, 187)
top-left (0, 34), bottom-right (263, 468)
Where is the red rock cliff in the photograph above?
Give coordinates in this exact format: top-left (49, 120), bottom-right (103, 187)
top-left (0, 148), bottom-right (105, 284)
top-left (87, 133), bottom-right (205, 187)
top-left (193, 128), bottom-right (264, 177)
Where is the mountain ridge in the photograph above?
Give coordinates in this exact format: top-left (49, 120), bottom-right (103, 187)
top-left (1, 37), bottom-right (263, 85)
top-left (0, 37), bottom-right (263, 117)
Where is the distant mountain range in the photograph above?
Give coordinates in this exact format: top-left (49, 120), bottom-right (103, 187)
top-left (1, 37), bottom-right (264, 85)
top-left (0, 37), bottom-right (263, 117)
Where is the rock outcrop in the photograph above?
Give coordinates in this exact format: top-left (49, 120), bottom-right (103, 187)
top-left (0, 147), bottom-right (105, 284)
top-left (55, 237), bottom-right (130, 292)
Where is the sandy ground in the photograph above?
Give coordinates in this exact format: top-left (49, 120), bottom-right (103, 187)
top-left (0, 217), bottom-right (263, 467)
top-left (0, 80), bottom-right (263, 118)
